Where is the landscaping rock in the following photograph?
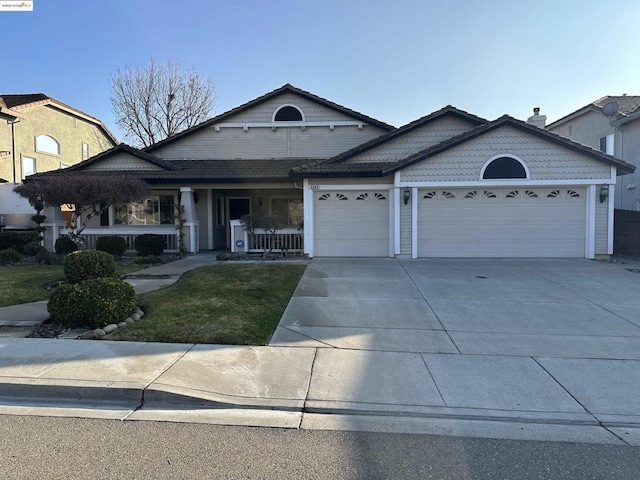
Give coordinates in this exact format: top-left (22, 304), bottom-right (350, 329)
top-left (124, 317), bottom-right (135, 325)
top-left (102, 324), bottom-right (118, 334)
top-left (117, 322), bottom-right (128, 328)
top-left (133, 307), bottom-right (144, 317)
top-left (79, 331), bottom-right (96, 340)
top-left (92, 328), bottom-right (106, 338)
top-left (35, 250), bottom-right (64, 265)
top-left (131, 313), bottom-right (141, 321)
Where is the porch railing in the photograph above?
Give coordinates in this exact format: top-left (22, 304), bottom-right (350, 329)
top-left (59, 228), bottom-right (179, 252)
top-left (230, 220), bottom-right (303, 254)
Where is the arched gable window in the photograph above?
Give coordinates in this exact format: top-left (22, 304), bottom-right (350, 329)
top-left (481, 155), bottom-right (528, 179)
top-left (273, 105), bottom-right (304, 122)
top-left (35, 135), bottom-right (60, 155)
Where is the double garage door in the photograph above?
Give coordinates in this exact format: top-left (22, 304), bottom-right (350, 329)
top-left (313, 187), bottom-right (586, 257)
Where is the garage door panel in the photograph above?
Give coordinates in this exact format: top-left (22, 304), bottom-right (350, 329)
top-left (418, 187), bottom-right (586, 258)
top-left (314, 191), bottom-right (389, 257)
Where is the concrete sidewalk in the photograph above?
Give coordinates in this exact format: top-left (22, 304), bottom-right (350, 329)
top-left (0, 336), bottom-right (639, 445)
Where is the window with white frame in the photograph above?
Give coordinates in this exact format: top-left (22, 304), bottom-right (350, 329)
top-left (270, 197), bottom-right (303, 226)
top-left (599, 133), bottom-right (614, 155)
top-left (113, 195), bottom-right (175, 225)
top-left (21, 156), bottom-right (36, 178)
top-left (82, 142), bottom-right (90, 160)
top-left (35, 135), bottom-right (60, 155)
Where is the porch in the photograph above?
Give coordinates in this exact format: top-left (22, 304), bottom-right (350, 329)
top-left (229, 219), bottom-right (304, 254)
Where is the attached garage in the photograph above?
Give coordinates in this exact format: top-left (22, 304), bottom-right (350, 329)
top-left (313, 190), bottom-right (390, 257)
top-left (418, 187), bottom-right (586, 257)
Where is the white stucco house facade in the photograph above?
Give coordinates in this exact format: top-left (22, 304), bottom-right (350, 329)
top-left (37, 85), bottom-right (634, 259)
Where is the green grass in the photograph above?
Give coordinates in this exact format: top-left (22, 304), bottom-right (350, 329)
top-left (106, 264), bottom-right (306, 345)
top-left (0, 264), bottom-right (142, 307)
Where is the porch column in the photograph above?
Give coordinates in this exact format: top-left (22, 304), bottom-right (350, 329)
top-left (180, 187), bottom-right (200, 253)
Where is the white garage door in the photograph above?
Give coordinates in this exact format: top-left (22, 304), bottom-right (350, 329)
top-left (418, 187), bottom-right (586, 257)
top-left (314, 190), bottom-right (389, 257)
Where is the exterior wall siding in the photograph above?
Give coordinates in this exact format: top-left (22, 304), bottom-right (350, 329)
top-left (308, 177), bottom-right (393, 186)
top-left (0, 104), bottom-right (115, 182)
top-left (225, 93), bottom-right (362, 123)
top-left (85, 153), bottom-right (163, 171)
top-left (399, 198), bottom-right (412, 255)
top-left (156, 124), bottom-right (383, 160)
top-left (349, 116), bottom-right (478, 163)
top-left (595, 198), bottom-right (608, 254)
top-left (400, 127), bottom-right (611, 183)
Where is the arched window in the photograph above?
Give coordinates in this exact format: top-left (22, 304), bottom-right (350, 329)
top-left (273, 105), bottom-right (304, 122)
top-left (481, 156), bottom-right (528, 179)
top-left (35, 135), bottom-right (60, 155)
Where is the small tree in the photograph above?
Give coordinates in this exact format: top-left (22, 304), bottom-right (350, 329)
top-left (15, 175), bottom-right (149, 247)
top-left (110, 59), bottom-right (216, 147)
top-left (240, 213), bottom-right (288, 257)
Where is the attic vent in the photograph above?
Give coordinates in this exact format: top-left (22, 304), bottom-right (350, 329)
top-left (274, 105), bottom-right (304, 122)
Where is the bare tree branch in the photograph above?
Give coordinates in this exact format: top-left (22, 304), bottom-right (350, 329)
top-left (109, 59), bottom-right (215, 147)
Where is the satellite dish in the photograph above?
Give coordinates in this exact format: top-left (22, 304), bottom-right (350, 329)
top-left (602, 101), bottom-right (620, 118)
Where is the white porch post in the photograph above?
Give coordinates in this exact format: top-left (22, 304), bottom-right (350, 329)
top-left (303, 179), bottom-right (314, 258)
top-left (41, 206), bottom-right (65, 252)
top-left (180, 187), bottom-right (200, 253)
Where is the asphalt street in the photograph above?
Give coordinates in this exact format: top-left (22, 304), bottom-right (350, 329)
top-left (0, 415), bottom-right (639, 480)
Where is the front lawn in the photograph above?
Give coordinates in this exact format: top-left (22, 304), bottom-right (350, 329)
top-left (106, 264), bottom-right (306, 345)
top-left (0, 264), bottom-right (143, 307)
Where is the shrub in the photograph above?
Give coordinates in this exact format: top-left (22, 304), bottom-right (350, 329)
top-left (48, 278), bottom-right (136, 329)
top-left (134, 234), bottom-right (164, 256)
top-left (96, 236), bottom-right (127, 256)
top-left (64, 250), bottom-right (116, 284)
top-left (23, 240), bottom-right (45, 256)
top-left (133, 255), bottom-right (163, 265)
top-left (55, 236), bottom-right (78, 255)
top-left (0, 231), bottom-right (38, 253)
top-left (0, 248), bottom-right (23, 264)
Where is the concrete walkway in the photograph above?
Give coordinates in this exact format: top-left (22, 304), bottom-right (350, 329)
top-left (1, 255), bottom-right (640, 446)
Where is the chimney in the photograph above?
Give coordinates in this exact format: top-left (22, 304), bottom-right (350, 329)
top-left (527, 107), bottom-right (547, 129)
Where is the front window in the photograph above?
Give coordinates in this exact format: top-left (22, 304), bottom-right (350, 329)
top-left (21, 156), bottom-right (36, 178)
top-left (114, 195), bottom-right (175, 225)
top-left (270, 197), bottom-right (303, 227)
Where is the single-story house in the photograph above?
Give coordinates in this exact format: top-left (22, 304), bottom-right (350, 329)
top-left (39, 84), bottom-right (635, 259)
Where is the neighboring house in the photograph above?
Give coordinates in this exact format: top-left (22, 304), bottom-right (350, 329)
top-left (547, 95), bottom-right (640, 210)
top-left (37, 84), bottom-right (634, 259)
top-left (0, 93), bottom-right (117, 183)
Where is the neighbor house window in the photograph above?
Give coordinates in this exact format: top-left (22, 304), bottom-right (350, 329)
top-left (114, 195), bottom-right (175, 225)
top-left (35, 135), bottom-right (60, 155)
top-left (82, 142), bottom-right (90, 160)
top-left (270, 197), bottom-right (303, 226)
top-left (482, 157), bottom-right (527, 179)
top-left (21, 156), bottom-right (36, 178)
top-left (599, 133), bottom-right (614, 155)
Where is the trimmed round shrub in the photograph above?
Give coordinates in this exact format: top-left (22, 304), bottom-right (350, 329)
top-left (96, 236), bottom-right (127, 256)
top-left (55, 236), bottom-right (78, 255)
top-left (0, 248), bottom-right (23, 264)
top-left (23, 240), bottom-right (45, 256)
top-left (48, 278), bottom-right (136, 329)
top-left (134, 234), bottom-right (165, 256)
top-left (64, 250), bottom-right (116, 284)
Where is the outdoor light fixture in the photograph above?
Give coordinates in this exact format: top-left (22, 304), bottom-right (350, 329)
top-left (599, 185), bottom-right (609, 203)
top-left (258, 197), bottom-right (263, 207)
top-left (193, 191), bottom-right (199, 204)
top-left (403, 189), bottom-right (411, 205)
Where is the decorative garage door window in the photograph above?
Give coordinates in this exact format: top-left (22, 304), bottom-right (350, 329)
top-left (420, 188), bottom-right (583, 201)
top-left (317, 192), bottom-right (388, 202)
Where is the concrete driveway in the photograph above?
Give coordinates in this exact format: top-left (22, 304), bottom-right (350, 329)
top-left (271, 257), bottom-right (640, 359)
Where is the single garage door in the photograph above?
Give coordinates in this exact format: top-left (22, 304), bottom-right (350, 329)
top-left (418, 187), bottom-right (586, 257)
top-left (314, 190), bottom-right (389, 256)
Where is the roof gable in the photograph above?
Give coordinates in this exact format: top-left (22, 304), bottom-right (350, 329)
top-left (549, 95), bottom-right (640, 129)
top-left (67, 144), bottom-right (175, 172)
top-left (145, 84), bottom-right (394, 153)
top-left (323, 106), bottom-right (487, 165)
top-left (386, 116), bottom-right (635, 175)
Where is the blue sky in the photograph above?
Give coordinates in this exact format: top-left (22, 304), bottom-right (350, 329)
top-left (2, 0), bottom-right (639, 141)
